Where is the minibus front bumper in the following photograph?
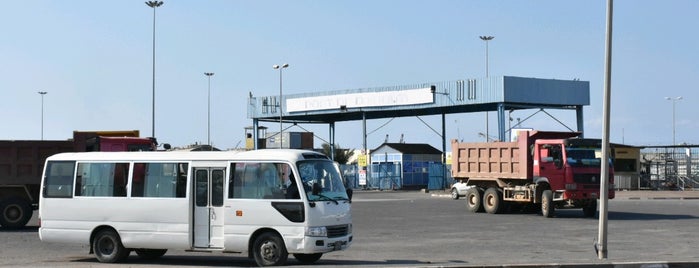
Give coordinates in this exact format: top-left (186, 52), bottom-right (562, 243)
top-left (302, 234), bottom-right (353, 253)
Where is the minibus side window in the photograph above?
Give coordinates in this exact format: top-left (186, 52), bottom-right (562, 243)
top-left (74, 162), bottom-right (129, 197)
top-left (229, 163), bottom-right (244, 198)
top-left (43, 161), bottom-right (76, 198)
top-left (229, 162), bottom-right (291, 199)
top-left (132, 162), bottom-right (187, 198)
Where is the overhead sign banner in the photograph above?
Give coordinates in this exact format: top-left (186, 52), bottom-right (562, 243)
top-left (286, 88), bottom-right (434, 113)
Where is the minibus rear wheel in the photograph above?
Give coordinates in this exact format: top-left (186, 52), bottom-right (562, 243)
top-left (93, 229), bottom-right (130, 263)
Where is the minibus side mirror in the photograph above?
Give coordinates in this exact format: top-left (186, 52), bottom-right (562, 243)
top-left (312, 182), bottom-right (322, 195)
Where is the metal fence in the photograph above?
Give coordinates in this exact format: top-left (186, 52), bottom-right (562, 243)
top-left (428, 163), bottom-right (453, 190)
top-left (339, 163), bottom-right (453, 190)
top-left (368, 163), bottom-right (402, 190)
top-left (641, 146), bottom-right (699, 190)
top-left (341, 146), bottom-right (699, 191)
top-left (339, 164), bottom-right (359, 189)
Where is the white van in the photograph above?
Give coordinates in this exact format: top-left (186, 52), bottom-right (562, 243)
top-left (39, 149), bottom-right (352, 266)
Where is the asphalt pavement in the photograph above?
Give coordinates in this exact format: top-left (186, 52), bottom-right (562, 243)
top-left (10, 189), bottom-right (699, 268)
top-left (404, 189), bottom-right (699, 268)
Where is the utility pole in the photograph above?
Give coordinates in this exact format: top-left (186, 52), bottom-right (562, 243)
top-left (273, 63), bottom-right (289, 149)
top-left (479, 35), bottom-right (494, 142)
top-left (38, 91), bottom-right (47, 140)
top-left (146, 0), bottom-right (164, 139)
top-left (597, 0), bottom-right (613, 260)
top-left (205, 72), bottom-right (214, 149)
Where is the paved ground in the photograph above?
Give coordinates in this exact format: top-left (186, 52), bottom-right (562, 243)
top-left (4, 190), bottom-right (699, 268)
top-left (613, 190), bottom-right (699, 200)
top-left (306, 189), bottom-right (699, 268)
top-left (430, 189), bottom-right (699, 200)
top-left (359, 189), bottom-right (699, 268)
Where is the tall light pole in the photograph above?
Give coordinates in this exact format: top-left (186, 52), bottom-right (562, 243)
top-left (273, 63), bottom-right (289, 149)
top-left (205, 72), bottom-right (214, 149)
top-left (479, 35), bottom-right (494, 141)
top-left (597, 0), bottom-right (613, 259)
top-left (479, 35), bottom-right (494, 77)
top-left (665, 96), bottom-right (683, 145)
top-left (38, 91), bottom-right (47, 140)
top-left (146, 0), bottom-right (163, 139)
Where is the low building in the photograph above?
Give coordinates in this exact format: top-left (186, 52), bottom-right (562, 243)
top-left (613, 144), bottom-right (641, 190)
top-left (370, 143), bottom-right (442, 189)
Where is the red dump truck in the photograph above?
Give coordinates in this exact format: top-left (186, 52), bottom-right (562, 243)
top-left (0, 130), bottom-right (156, 228)
top-left (451, 130), bottom-right (614, 218)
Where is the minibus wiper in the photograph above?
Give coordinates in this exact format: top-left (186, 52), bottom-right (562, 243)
top-left (314, 193), bottom-right (338, 204)
top-left (333, 196), bottom-right (350, 202)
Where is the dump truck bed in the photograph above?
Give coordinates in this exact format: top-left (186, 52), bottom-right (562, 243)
top-left (0, 140), bottom-right (74, 185)
top-left (450, 130), bottom-right (580, 181)
top-left (451, 139), bottom-right (530, 181)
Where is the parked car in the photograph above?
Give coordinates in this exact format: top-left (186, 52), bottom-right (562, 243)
top-left (450, 181), bottom-right (472, 200)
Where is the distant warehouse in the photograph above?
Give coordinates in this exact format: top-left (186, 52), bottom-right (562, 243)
top-left (369, 143), bottom-right (442, 190)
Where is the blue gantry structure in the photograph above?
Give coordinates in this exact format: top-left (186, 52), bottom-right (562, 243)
top-left (247, 75), bottom-right (590, 157)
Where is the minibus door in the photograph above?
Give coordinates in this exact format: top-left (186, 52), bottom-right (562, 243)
top-left (193, 168), bottom-right (225, 249)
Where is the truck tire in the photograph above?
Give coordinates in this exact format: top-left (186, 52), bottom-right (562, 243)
top-left (483, 188), bottom-right (503, 214)
top-left (541, 190), bottom-right (555, 218)
top-left (583, 199), bottom-right (597, 218)
top-left (0, 197), bottom-right (33, 228)
top-left (252, 231), bottom-right (288, 266)
top-left (465, 187), bottom-right (483, 213)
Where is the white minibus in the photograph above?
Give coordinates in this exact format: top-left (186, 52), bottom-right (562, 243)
top-left (39, 149), bottom-right (352, 266)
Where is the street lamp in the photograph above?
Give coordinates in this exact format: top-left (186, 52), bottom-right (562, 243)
top-left (665, 96), bottom-right (683, 145)
top-left (479, 36), bottom-right (494, 77)
top-left (479, 35), bottom-right (494, 141)
top-left (273, 63), bottom-right (289, 149)
top-left (146, 0), bottom-right (163, 139)
top-left (38, 91), bottom-right (47, 140)
top-left (205, 72), bottom-right (214, 149)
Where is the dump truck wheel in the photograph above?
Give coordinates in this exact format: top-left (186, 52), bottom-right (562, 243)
top-left (465, 187), bottom-right (483, 213)
top-left (483, 188), bottom-right (503, 214)
top-left (541, 190), bottom-right (555, 218)
top-left (0, 197), bottom-right (32, 228)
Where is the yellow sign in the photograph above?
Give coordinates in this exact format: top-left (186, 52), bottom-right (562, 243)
top-left (358, 154), bottom-right (367, 167)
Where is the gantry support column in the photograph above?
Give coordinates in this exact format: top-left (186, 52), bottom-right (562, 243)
top-left (329, 122), bottom-right (336, 161)
top-left (576, 105), bottom-right (585, 138)
top-left (497, 103), bottom-right (506, 141)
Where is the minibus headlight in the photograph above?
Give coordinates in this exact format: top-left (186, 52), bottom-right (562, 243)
top-left (305, 226), bottom-right (327, 237)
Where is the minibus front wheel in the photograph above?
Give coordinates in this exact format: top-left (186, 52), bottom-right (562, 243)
top-left (252, 232), bottom-right (288, 266)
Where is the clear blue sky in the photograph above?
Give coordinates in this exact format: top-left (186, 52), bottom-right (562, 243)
top-left (2, 1), bottom-right (697, 150)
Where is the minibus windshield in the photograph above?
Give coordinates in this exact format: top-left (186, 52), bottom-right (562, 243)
top-left (297, 160), bottom-right (349, 202)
